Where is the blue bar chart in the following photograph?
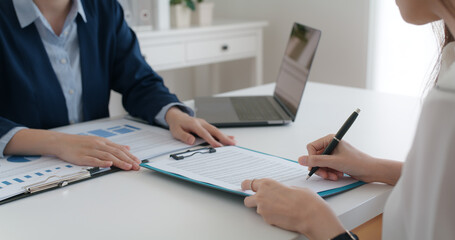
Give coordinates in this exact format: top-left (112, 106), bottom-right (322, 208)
top-left (81, 124), bottom-right (141, 138)
top-left (1, 163), bottom-right (76, 188)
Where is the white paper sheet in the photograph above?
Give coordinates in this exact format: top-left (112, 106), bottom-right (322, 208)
top-left (0, 118), bottom-right (202, 202)
top-left (56, 118), bottom-right (203, 160)
top-left (145, 146), bottom-right (358, 195)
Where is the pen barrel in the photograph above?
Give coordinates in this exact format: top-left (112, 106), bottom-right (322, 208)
top-left (334, 111), bottom-right (358, 140)
top-left (322, 139), bottom-right (339, 155)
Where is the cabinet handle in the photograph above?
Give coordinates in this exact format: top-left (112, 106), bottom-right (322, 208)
top-left (221, 44), bottom-right (229, 51)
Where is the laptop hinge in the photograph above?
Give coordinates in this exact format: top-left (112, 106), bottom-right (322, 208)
top-left (273, 95), bottom-right (295, 120)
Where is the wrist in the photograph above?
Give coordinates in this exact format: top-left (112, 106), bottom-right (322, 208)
top-left (365, 158), bottom-right (402, 185)
top-left (47, 131), bottom-right (67, 157)
top-left (4, 129), bottom-right (63, 157)
top-left (298, 202), bottom-right (345, 239)
top-left (165, 106), bottom-right (186, 125)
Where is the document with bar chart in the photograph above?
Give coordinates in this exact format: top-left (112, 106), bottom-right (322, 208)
top-left (55, 118), bottom-right (204, 160)
top-left (0, 118), bottom-right (203, 203)
top-left (0, 156), bottom-right (88, 201)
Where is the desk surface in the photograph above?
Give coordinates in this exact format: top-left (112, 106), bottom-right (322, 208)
top-left (0, 82), bottom-right (421, 240)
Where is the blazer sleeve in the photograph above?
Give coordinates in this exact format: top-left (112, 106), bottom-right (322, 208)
top-left (109, 1), bottom-right (180, 125)
top-left (0, 117), bottom-right (22, 139)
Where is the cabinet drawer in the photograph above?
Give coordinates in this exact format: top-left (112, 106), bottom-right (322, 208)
top-left (141, 44), bottom-right (185, 67)
top-left (186, 36), bottom-right (256, 61)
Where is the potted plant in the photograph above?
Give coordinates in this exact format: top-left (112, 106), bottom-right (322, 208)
top-left (170, 0), bottom-right (195, 28)
top-left (193, 0), bottom-right (214, 26)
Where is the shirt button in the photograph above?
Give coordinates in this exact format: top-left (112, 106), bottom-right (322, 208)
top-left (60, 58), bottom-right (67, 64)
top-left (64, 31), bottom-right (69, 36)
top-left (69, 89), bottom-right (74, 95)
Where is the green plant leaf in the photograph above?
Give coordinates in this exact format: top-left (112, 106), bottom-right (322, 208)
top-left (185, 0), bottom-right (196, 11)
top-left (170, 0), bottom-right (182, 5)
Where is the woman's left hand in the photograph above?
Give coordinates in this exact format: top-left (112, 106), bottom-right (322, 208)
top-left (241, 179), bottom-right (345, 240)
top-left (165, 107), bottom-right (236, 147)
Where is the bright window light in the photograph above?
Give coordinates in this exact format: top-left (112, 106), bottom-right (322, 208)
top-left (368, 0), bottom-right (438, 97)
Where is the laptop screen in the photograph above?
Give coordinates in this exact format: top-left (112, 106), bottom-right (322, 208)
top-left (273, 23), bottom-right (321, 119)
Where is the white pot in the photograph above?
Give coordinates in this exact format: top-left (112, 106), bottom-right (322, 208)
top-left (193, 2), bottom-right (214, 26)
top-left (170, 4), bottom-right (192, 28)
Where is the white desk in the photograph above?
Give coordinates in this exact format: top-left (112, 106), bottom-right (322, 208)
top-left (0, 82), bottom-right (421, 240)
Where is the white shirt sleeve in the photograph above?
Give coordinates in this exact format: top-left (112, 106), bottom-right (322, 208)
top-left (0, 127), bottom-right (28, 158)
top-left (154, 103), bottom-right (195, 128)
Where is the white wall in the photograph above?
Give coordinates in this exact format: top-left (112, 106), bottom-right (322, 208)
top-left (211, 0), bottom-right (370, 88)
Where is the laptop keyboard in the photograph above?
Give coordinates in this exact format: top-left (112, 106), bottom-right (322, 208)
top-left (231, 97), bottom-right (283, 121)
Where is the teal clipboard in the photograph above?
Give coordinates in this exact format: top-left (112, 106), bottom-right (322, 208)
top-left (140, 146), bottom-right (365, 198)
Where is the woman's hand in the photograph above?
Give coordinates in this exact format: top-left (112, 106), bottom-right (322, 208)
top-left (54, 134), bottom-right (141, 171)
top-left (299, 134), bottom-right (402, 185)
top-left (4, 129), bottom-right (141, 171)
top-left (241, 178), bottom-right (345, 239)
top-left (165, 107), bottom-right (236, 147)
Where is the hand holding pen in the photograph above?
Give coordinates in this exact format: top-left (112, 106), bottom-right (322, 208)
top-left (306, 109), bottom-right (360, 180)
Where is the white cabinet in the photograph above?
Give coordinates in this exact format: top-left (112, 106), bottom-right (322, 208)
top-left (135, 20), bottom-right (267, 86)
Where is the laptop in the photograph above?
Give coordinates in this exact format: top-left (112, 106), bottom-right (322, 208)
top-left (195, 23), bottom-right (321, 127)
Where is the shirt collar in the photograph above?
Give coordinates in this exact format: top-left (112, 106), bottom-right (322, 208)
top-left (13, 0), bottom-right (87, 29)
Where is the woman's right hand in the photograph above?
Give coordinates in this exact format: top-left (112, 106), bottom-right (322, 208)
top-left (299, 134), bottom-right (402, 185)
top-left (55, 133), bottom-right (141, 171)
top-left (4, 129), bottom-right (141, 171)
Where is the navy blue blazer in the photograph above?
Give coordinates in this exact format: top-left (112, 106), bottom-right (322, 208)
top-left (0, 0), bottom-right (181, 138)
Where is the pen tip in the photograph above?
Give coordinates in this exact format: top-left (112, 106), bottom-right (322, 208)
top-left (306, 175), bottom-right (311, 180)
top-left (355, 108), bottom-right (361, 114)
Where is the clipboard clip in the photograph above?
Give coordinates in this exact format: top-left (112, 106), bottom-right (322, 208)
top-left (170, 147), bottom-right (216, 160)
top-left (24, 170), bottom-right (91, 194)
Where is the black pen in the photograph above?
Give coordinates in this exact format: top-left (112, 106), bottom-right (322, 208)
top-left (306, 108), bottom-right (361, 180)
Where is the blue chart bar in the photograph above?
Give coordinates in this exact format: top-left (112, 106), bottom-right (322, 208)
top-left (35, 172), bottom-right (43, 176)
top-left (66, 165), bottom-right (73, 168)
top-left (45, 170), bottom-right (52, 173)
top-left (114, 128), bottom-right (134, 134)
top-left (7, 155), bottom-right (40, 163)
top-left (24, 175), bottom-right (32, 179)
top-left (89, 129), bottom-right (116, 138)
top-left (125, 124), bottom-right (140, 130)
top-left (107, 126), bottom-right (121, 130)
top-left (56, 167), bottom-right (61, 170)
top-left (2, 181), bottom-right (11, 186)
top-left (13, 178), bottom-right (24, 183)
top-left (0, 186), bottom-right (2, 189)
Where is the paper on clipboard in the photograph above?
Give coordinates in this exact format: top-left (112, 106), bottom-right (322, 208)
top-left (141, 146), bottom-right (363, 197)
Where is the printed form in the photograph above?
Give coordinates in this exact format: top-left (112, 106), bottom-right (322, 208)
top-left (144, 146), bottom-right (358, 195)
